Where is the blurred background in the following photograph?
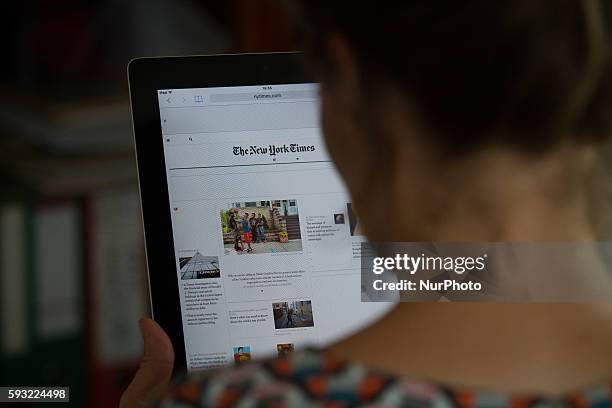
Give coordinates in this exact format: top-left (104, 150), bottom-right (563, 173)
top-left (0, 1), bottom-right (296, 406)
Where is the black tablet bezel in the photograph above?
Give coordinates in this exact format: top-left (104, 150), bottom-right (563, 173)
top-left (128, 52), bottom-right (311, 371)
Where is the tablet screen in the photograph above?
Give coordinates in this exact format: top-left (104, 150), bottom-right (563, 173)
top-left (156, 83), bottom-right (392, 371)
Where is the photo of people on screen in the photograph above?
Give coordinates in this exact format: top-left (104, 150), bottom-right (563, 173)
top-left (272, 300), bottom-right (314, 329)
top-left (232, 346), bottom-right (251, 364)
top-left (221, 200), bottom-right (302, 255)
top-left (178, 253), bottom-right (221, 280)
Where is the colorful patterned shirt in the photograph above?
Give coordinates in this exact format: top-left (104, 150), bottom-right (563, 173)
top-left (156, 349), bottom-right (612, 407)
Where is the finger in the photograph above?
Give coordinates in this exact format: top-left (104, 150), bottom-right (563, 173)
top-left (120, 318), bottom-right (175, 408)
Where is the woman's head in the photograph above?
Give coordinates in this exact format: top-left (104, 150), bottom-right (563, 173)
top-left (295, 0), bottom-right (612, 241)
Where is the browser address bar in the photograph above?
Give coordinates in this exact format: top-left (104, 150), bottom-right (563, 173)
top-left (209, 90), bottom-right (318, 103)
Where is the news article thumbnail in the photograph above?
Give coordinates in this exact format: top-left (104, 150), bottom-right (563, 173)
top-left (272, 300), bottom-right (314, 329)
top-left (277, 343), bottom-right (294, 356)
top-left (232, 346), bottom-right (251, 364)
top-left (334, 213), bottom-right (345, 224)
top-left (179, 253), bottom-right (221, 280)
top-left (221, 199), bottom-right (303, 255)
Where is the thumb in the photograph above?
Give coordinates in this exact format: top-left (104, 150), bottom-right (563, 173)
top-left (120, 317), bottom-right (175, 408)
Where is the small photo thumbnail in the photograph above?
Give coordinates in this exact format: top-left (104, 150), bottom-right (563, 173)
top-left (272, 300), bottom-right (314, 329)
top-left (180, 253), bottom-right (221, 280)
top-left (233, 346), bottom-right (251, 364)
top-left (277, 343), bottom-right (295, 357)
top-left (334, 213), bottom-right (345, 224)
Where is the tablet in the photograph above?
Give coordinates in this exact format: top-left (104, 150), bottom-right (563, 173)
top-left (128, 53), bottom-right (392, 371)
